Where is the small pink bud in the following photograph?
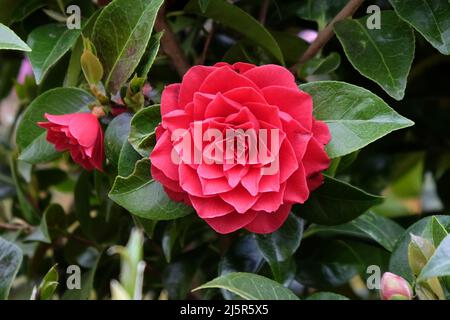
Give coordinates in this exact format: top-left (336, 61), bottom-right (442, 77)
top-left (380, 272), bottom-right (413, 300)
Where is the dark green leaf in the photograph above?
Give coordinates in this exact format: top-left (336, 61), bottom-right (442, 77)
top-left (296, 239), bottom-right (389, 288)
top-left (104, 112), bottom-right (132, 168)
top-left (389, 0), bottom-right (450, 55)
top-left (335, 11), bottom-right (415, 100)
top-left (93, 0), bottom-right (164, 93)
top-left (16, 88), bottom-right (95, 164)
top-left (140, 31), bottom-right (163, 78)
top-left (26, 24), bottom-right (81, 83)
top-left (0, 237), bottom-right (23, 300)
top-left (305, 211), bottom-right (404, 252)
top-left (300, 81), bottom-right (414, 158)
top-left (185, 0), bottom-right (285, 64)
top-left (219, 235), bottom-right (264, 300)
top-left (0, 23), bottom-right (31, 51)
top-left (255, 214), bottom-right (303, 283)
top-left (118, 141), bottom-right (142, 177)
top-left (25, 204), bottom-right (66, 244)
top-left (128, 105), bottom-right (160, 157)
top-left (295, 176), bottom-right (383, 225)
top-left (109, 158), bottom-right (192, 220)
top-left (194, 272), bottom-right (299, 300)
top-left (297, 0), bottom-right (347, 28)
top-left (299, 52), bottom-right (341, 78)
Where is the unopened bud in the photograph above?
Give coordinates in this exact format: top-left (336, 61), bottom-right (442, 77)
top-left (91, 106), bottom-right (106, 118)
top-left (81, 37), bottom-right (104, 86)
top-left (380, 272), bottom-right (413, 300)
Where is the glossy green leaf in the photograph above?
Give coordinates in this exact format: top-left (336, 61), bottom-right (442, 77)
top-left (185, 0), bottom-right (284, 64)
top-left (299, 52), bottom-right (341, 78)
top-left (104, 112), bottom-right (132, 168)
top-left (0, 23), bottom-right (31, 51)
top-left (300, 81), bottom-right (414, 158)
top-left (128, 105), bottom-right (160, 157)
top-left (109, 158), bottom-right (192, 220)
top-left (140, 31), bottom-right (163, 78)
top-left (305, 211), bottom-right (404, 252)
top-left (389, 215), bottom-right (450, 283)
top-left (0, 237), bottom-right (23, 300)
top-left (218, 235), bottom-right (264, 299)
top-left (389, 0), bottom-right (450, 55)
top-left (194, 272), bottom-right (299, 300)
top-left (26, 24), bottom-right (81, 84)
top-left (295, 176), bottom-right (383, 225)
top-left (335, 11), bottom-right (415, 100)
top-left (118, 141), bottom-right (142, 177)
top-left (93, 0), bottom-right (164, 93)
top-left (307, 292), bottom-right (349, 300)
top-left (419, 234), bottom-right (450, 281)
top-left (255, 214), bottom-right (303, 283)
top-left (16, 88), bottom-right (95, 164)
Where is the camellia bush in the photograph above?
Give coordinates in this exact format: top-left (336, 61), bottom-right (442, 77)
top-left (0, 0), bottom-right (450, 301)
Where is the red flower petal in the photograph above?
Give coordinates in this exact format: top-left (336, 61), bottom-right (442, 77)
top-left (244, 204), bottom-right (292, 234)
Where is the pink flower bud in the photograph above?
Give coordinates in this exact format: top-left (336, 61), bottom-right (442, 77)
top-left (380, 272), bottom-right (413, 300)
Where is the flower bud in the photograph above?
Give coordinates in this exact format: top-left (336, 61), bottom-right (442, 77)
top-left (81, 37), bottom-right (104, 86)
top-left (380, 272), bottom-right (413, 300)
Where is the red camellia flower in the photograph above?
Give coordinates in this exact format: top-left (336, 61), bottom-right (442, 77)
top-left (150, 62), bottom-right (331, 234)
top-left (38, 112), bottom-right (104, 171)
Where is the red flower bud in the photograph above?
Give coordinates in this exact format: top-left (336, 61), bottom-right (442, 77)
top-left (38, 113), bottom-right (104, 171)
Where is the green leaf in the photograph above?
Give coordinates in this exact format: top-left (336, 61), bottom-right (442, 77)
top-left (33, 264), bottom-right (59, 300)
top-left (389, 0), bottom-right (450, 55)
top-left (93, 0), bottom-right (164, 93)
top-left (0, 23), bottom-right (31, 51)
top-left (297, 0), bottom-right (347, 28)
top-left (185, 0), bottom-right (285, 65)
top-left (25, 204), bottom-right (66, 244)
top-left (198, 0), bottom-right (210, 13)
top-left (305, 211), bottom-right (404, 252)
top-left (300, 81), bottom-right (414, 158)
top-left (26, 24), bottom-right (81, 84)
top-left (423, 216), bottom-right (449, 247)
top-left (109, 158), bottom-right (192, 220)
top-left (389, 215), bottom-right (450, 283)
top-left (128, 105), bottom-right (160, 157)
top-left (104, 112), bottom-right (132, 168)
top-left (295, 176), bottom-right (383, 225)
top-left (299, 52), bottom-right (341, 78)
top-left (194, 272), bottom-right (299, 300)
top-left (140, 31), bottom-right (163, 78)
top-left (334, 11), bottom-right (415, 100)
top-left (218, 235), bottom-right (264, 299)
top-left (255, 214), bottom-right (303, 283)
top-left (118, 141), bottom-right (142, 177)
top-left (307, 292), bottom-right (349, 300)
top-left (296, 239), bottom-right (389, 288)
top-left (418, 234), bottom-right (450, 281)
top-left (0, 237), bottom-right (23, 300)
top-left (16, 88), bottom-right (95, 164)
